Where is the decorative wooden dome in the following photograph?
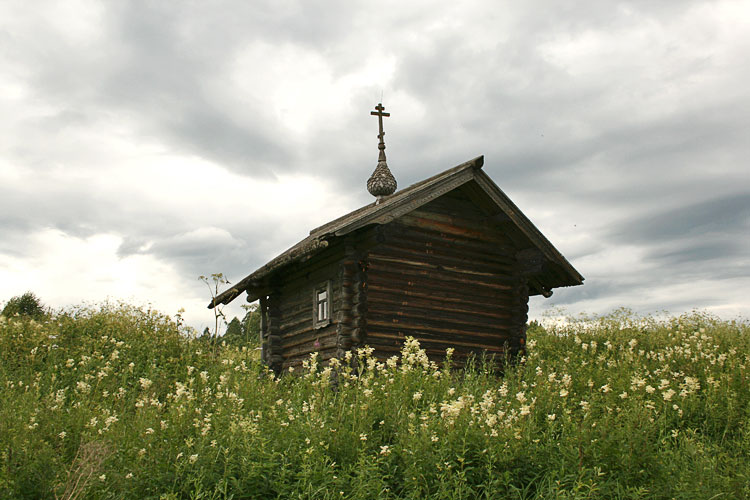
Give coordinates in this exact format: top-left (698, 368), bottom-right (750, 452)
top-left (367, 103), bottom-right (397, 202)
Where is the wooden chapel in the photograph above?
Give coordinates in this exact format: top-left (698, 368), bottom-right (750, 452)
top-left (209, 103), bottom-right (583, 372)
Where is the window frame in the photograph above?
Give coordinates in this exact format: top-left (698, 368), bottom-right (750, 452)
top-left (313, 280), bottom-right (332, 328)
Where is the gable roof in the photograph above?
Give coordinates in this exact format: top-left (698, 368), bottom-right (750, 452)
top-left (209, 155), bottom-right (583, 308)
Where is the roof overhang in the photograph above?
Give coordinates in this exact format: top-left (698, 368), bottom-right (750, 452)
top-left (209, 155), bottom-right (583, 308)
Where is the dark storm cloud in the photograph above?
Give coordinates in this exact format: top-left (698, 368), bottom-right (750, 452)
top-left (610, 194), bottom-right (750, 244)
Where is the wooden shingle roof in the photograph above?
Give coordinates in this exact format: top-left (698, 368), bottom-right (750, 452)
top-left (209, 155), bottom-right (583, 308)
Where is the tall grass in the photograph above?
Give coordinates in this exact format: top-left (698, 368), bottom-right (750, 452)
top-left (1, 304), bottom-right (748, 499)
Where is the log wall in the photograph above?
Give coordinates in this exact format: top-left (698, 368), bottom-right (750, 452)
top-left (256, 243), bottom-right (345, 372)
top-left (365, 190), bottom-right (529, 366)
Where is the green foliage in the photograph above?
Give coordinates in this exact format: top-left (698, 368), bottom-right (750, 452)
top-left (0, 305), bottom-right (748, 499)
top-left (2, 291), bottom-right (46, 320)
top-left (224, 317), bottom-right (243, 340)
top-left (222, 306), bottom-right (261, 348)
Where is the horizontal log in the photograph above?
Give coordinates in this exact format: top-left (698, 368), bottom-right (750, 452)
top-left (373, 248), bottom-right (513, 278)
top-left (366, 282), bottom-right (512, 311)
top-left (383, 223), bottom-right (515, 259)
top-left (278, 284), bottom-right (342, 309)
top-left (396, 214), bottom-right (516, 249)
top-left (367, 258), bottom-right (515, 291)
top-left (280, 320), bottom-right (334, 343)
top-left (371, 240), bottom-right (517, 275)
top-left (367, 313), bottom-right (517, 340)
top-left (367, 318), bottom-right (516, 341)
top-left (366, 330), bottom-right (511, 352)
top-left (421, 189), bottom-right (488, 218)
top-left (368, 295), bottom-right (517, 324)
top-left (279, 312), bottom-right (312, 334)
top-left (367, 263), bottom-right (514, 296)
top-left (416, 197), bottom-right (488, 221)
top-left (281, 330), bottom-right (320, 349)
top-left (367, 290), bottom-right (515, 321)
top-left (407, 207), bottom-right (503, 237)
top-left (282, 335), bottom-right (338, 360)
top-left (368, 252), bottom-right (518, 284)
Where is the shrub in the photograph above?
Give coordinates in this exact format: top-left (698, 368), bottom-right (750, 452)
top-left (1, 292), bottom-right (46, 320)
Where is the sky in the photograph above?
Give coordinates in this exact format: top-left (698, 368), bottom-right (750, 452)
top-left (1, 0), bottom-right (749, 333)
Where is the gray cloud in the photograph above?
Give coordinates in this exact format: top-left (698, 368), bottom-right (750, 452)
top-left (610, 194), bottom-right (750, 244)
top-left (1, 0), bottom-right (748, 322)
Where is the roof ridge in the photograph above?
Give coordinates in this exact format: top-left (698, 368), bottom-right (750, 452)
top-left (309, 156), bottom-right (484, 236)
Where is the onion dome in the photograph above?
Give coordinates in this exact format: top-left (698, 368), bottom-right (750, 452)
top-left (368, 103), bottom-right (397, 202)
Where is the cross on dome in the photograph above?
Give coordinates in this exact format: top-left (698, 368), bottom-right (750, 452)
top-left (367, 102), bottom-right (397, 202)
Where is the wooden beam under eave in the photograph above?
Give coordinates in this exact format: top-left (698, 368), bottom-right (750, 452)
top-left (246, 287), bottom-right (270, 303)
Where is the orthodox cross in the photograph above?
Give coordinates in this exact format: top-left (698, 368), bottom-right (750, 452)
top-left (366, 102), bottom-right (397, 200)
top-left (371, 103), bottom-right (390, 160)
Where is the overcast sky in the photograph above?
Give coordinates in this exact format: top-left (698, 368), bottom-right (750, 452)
top-left (1, 0), bottom-right (748, 331)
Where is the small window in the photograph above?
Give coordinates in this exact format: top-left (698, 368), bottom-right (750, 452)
top-left (313, 281), bottom-right (332, 328)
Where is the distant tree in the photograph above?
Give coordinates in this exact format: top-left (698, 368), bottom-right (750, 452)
top-left (526, 319), bottom-right (546, 336)
top-left (224, 316), bottom-right (243, 343)
top-left (222, 306), bottom-right (261, 348)
top-left (2, 292), bottom-right (46, 320)
top-left (242, 304), bottom-right (261, 347)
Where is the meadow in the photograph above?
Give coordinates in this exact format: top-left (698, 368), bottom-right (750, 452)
top-left (1, 302), bottom-right (748, 499)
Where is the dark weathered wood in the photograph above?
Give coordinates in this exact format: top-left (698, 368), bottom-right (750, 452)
top-left (367, 260), bottom-right (515, 294)
top-left (367, 331), bottom-right (510, 353)
top-left (358, 193), bottom-right (532, 369)
top-left (336, 246), bottom-right (357, 355)
top-left (366, 282), bottom-right (511, 310)
top-left (266, 292), bottom-right (283, 373)
top-left (383, 223), bottom-right (516, 263)
top-left (351, 258), bottom-right (367, 346)
top-left (370, 239), bottom-right (517, 275)
top-left (367, 318), bottom-right (515, 341)
top-left (282, 334), bottom-right (338, 359)
top-left (516, 248), bottom-right (545, 276)
top-left (367, 290), bottom-right (515, 321)
top-left (259, 296), bottom-right (268, 364)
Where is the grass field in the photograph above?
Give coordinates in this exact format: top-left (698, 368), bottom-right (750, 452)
top-left (1, 303), bottom-right (748, 499)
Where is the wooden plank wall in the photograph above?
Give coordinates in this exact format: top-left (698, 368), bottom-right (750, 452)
top-left (365, 190), bottom-right (529, 367)
top-left (256, 245), bottom-right (343, 372)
